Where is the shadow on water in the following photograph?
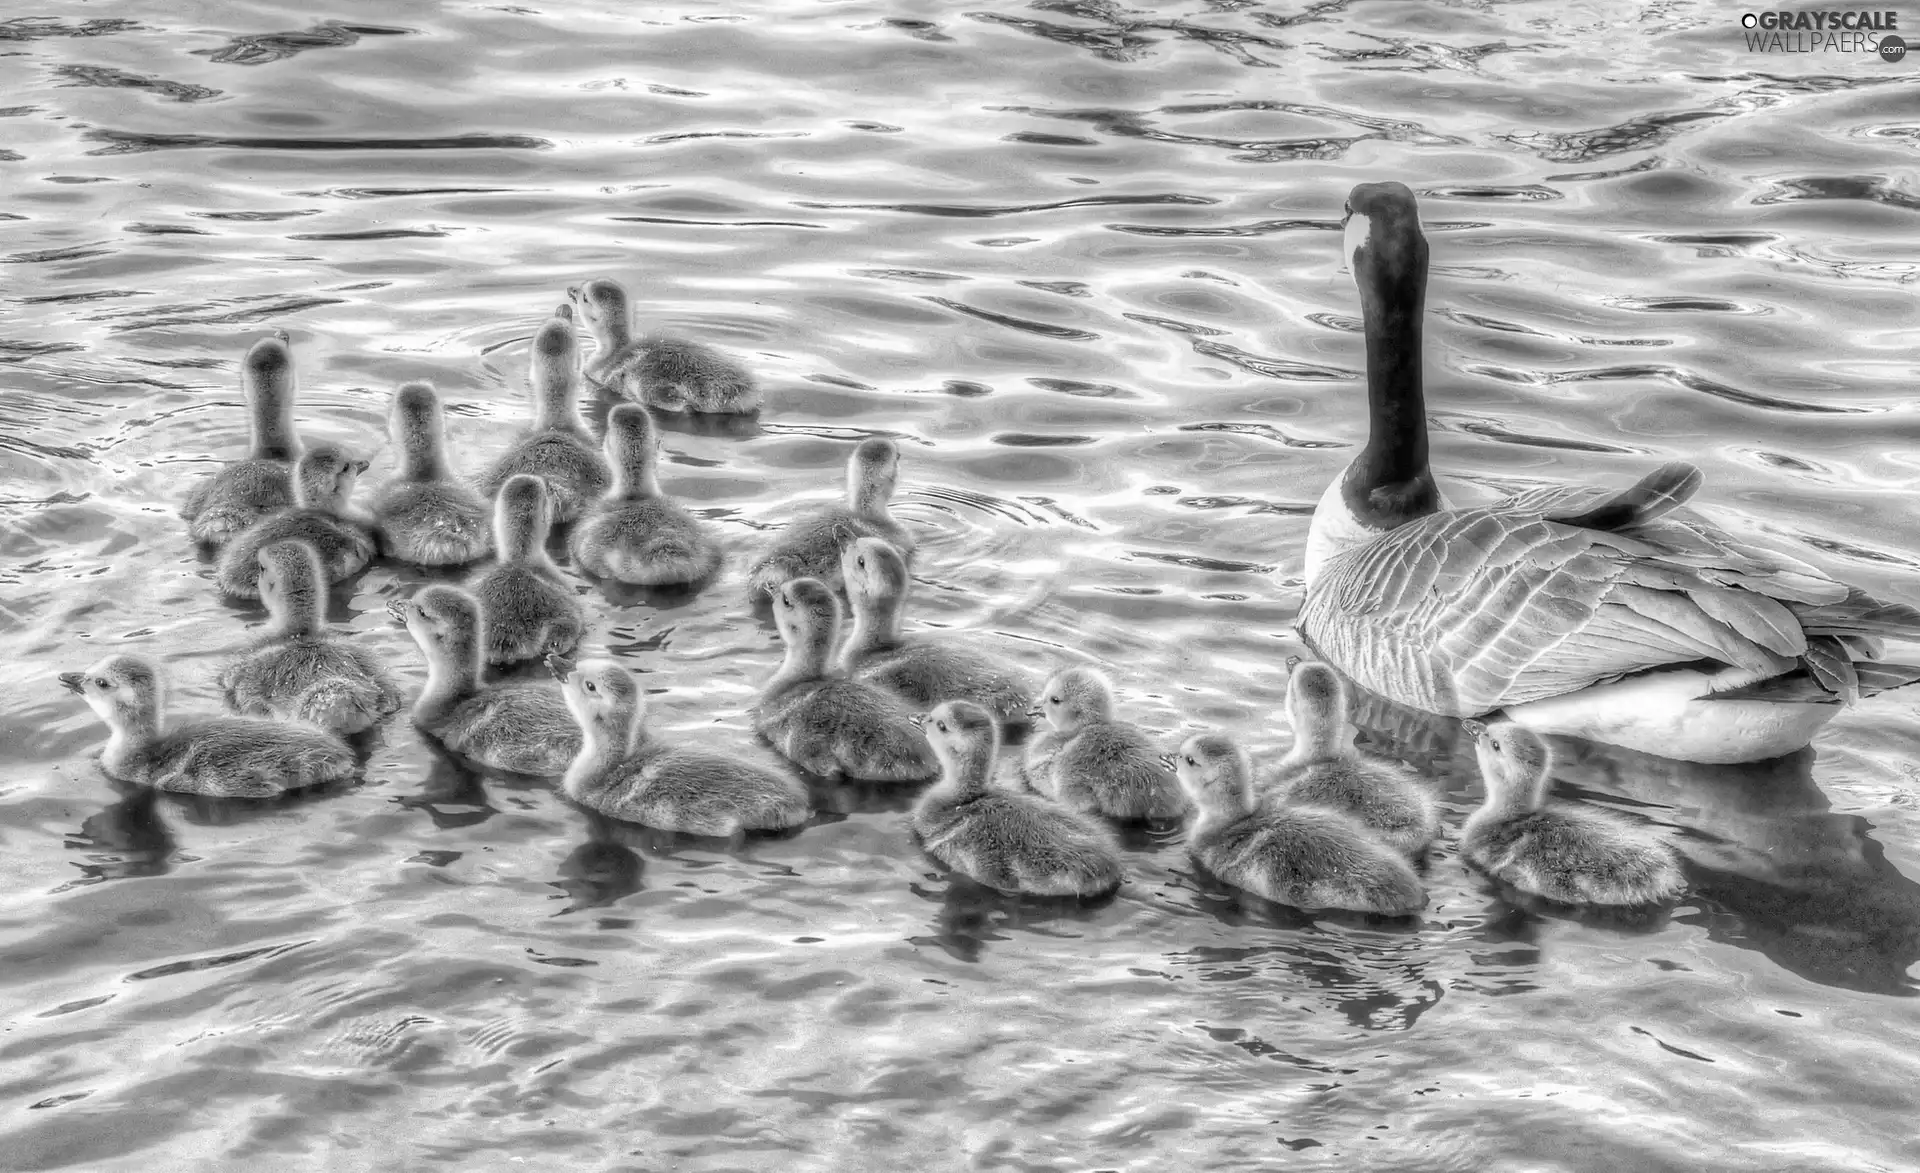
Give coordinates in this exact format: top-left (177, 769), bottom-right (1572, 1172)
top-left (550, 812), bottom-right (647, 914)
top-left (905, 870), bottom-right (1120, 962)
top-left (1551, 741), bottom-right (1920, 995)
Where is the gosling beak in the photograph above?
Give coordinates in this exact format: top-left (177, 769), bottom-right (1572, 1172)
top-left (566, 284), bottom-right (582, 302)
top-left (1157, 752), bottom-right (1177, 771)
top-left (1461, 718), bottom-right (1487, 743)
top-left (353, 459), bottom-right (370, 474)
top-left (59, 671), bottom-right (85, 695)
top-left (909, 713), bottom-right (927, 728)
top-left (1285, 654), bottom-right (1302, 671)
top-left (271, 327), bottom-right (291, 343)
top-left (385, 597), bottom-right (411, 624)
top-left (1024, 706), bottom-right (1044, 720)
top-left (553, 302), bottom-right (573, 322)
top-left (545, 651), bottom-right (575, 683)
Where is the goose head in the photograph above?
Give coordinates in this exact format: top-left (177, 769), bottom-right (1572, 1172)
top-left (1172, 731), bottom-right (1253, 815)
top-left (773, 577), bottom-right (841, 667)
top-left (554, 656), bottom-right (643, 752)
top-left (293, 441), bottom-right (367, 513)
top-left (604, 403), bottom-right (661, 498)
top-left (1465, 718), bottom-right (1553, 811)
top-left (493, 474), bottom-right (553, 561)
top-left (242, 331), bottom-right (300, 461)
top-left (568, 277), bottom-right (631, 349)
top-left (1343, 181), bottom-right (1428, 302)
top-left (842, 536), bottom-right (909, 610)
top-left (257, 539), bottom-right (326, 635)
top-left (389, 381), bottom-right (449, 477)
top-left (1033, 666), bottom-right (1114, 735)
top-left (846, 438), bottom-right (901, 516)
top-left (61, 653), bottom-right (161, 732)
top-left (924, 699), bottom-right (999, 778)
top-left (394, 584), bottom-right (483, 676)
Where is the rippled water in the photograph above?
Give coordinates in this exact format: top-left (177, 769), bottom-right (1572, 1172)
top-left (4, 1), bottom-right (1920, 1167)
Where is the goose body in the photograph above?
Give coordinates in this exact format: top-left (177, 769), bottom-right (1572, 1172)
top-left (569, 403), bottom-right (723, 586)
top-left (216, 442), bottom-right (375, 599)
top-left (181, 333), bottom-right (301, 547)
top-left (912, 701), bottom-right (1123, 898)
top-left (392, 585), bottom-right (579, 775)
top-left (1461, 720), bottom-right (1686, 906)
top-left (836, 537), bottom-right (1034, 725)
top-left (1298, 181), bottom-right (1920, 763)
top-left (1272, 661), bottom-right (1439, 857)
top-left (1022, 667), bottom-right (1186, 821)
top-left (219, 541), bottom-right (402, 734)
top-left (556, 657), bottom-right (809, 836)
top-left (1174, 732), bottom-right (1425, 915)
top-left (467, 474), bottom-right (585, 665)
top-left (476, 306), bottom-right (611, 523)
top-left (63, 654), bottom-right (355, 797)
top-left (370, 382), bottom-right (491, 566)
top-left (571, 277), bottom-right (762, 414)
top-left (746, 438), bottom-right (914, 600)
top-left (752, 577), bottom-right (938, 782)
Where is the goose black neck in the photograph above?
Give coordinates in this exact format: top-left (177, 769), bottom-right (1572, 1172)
top-left (1348, 249), bottom-right (1437, 514)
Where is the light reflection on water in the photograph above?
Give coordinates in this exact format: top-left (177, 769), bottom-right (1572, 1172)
top-left (3, 1), bottom-right (1920, 1167)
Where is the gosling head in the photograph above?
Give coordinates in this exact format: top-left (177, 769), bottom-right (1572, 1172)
top-left (1032, 666), bottom-right (1115, 735)
top-left (242, 332), bottom-right (298, 459)
top-left (773, 577), bottom-right (841, 657)
top-left (555, 656), bottom-right (643, 749)
top-left (1343, 180), bottom-right (1427, 306)
top-left (1464, 718), bottom-right (1553, 810)
top-left (846, 437), bottom-right (901, 514)
top-left (841, 536), bottom-right (909, 608)
top-left (1286, 660), bottom-right (1352, 744)
top-left (393, 584), bottom-right (483, 671)
top-left (567, 277), bottom-right (630, 347)
top-left (293, 441), bottom-right (367, 513)
top-left (1170, 731), bottom-right (1253, 815)
top-left (923, 699), bottom-right (998, 772)
top-left (61, 653), bottom-right (161, 730)
top-left (604, 403), bottom-right (660, 495)
top-left (529, 308), bottom-right (580, 408)
top-left (389, 381), bottom-right (447, 468)
top-left (494, 473), bottom-right (553, 559)
top-left (257, 540), bottom-right (325, 634)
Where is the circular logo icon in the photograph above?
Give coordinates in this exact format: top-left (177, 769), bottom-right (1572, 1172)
top-left (1741, 13), bottom-right (1757, 27)
top-left (1882, 33), bottom-right (1908, 62)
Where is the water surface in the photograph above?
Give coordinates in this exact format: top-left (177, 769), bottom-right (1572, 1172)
top-left (4, 1), bottom-right (1920, 1168)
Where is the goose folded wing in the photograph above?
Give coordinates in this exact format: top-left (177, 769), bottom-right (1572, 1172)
top-left (1306, 504), bottom-right (1845, 715)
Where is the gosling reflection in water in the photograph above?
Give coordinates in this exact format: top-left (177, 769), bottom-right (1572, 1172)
top-left (1551, 740), bottom-right (1920, 994)
top-left (64, 784), bottom-right (175, 887)
top-left (551, 814), bottom-right (646, 914)
top-left (906, 871), bottom-right (1117, 964)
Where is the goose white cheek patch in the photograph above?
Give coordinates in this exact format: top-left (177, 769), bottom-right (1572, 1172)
top-left (1344, 211), bottom-right (1373, 270)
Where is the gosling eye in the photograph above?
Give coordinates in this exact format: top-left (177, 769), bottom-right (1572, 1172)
top-left (1183, 755), bottom-right (1195, 767)
top-left (935, 720), bottom-right (947, 733)
top-left (1048, 695), bottom-right (1061, 705)
top-left (585, 681), bottom-right (597, 694)
top-left (856, 557), bottom-right (866, 569)
top-left (94, 677), bottom-right (111, 689)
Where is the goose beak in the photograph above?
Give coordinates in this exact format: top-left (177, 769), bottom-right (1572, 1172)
top-left (545, 652), bottom-right (575, 683)
top-left (1461, 719), bottom-right (1487, 743)
top-left (58, 671), bottom-right (84, 695)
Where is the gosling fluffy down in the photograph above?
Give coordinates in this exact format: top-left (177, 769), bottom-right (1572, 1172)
top-left (1271, 661), bottom-right (1440, 857)
top-left (476, 306), bottom-right (611, 523)
top-left (393, 584), bottom-right (580, 776)
top-left (570, 276), bottom-right (762, 414)
top-left (216, 441), bottom-right (375, 599)
top-left (219, 540), bottom-right (402, 734)
top-left (63, 653), bottom-right (355, 797)
top-left (181, 332), bottom-right (301, 547)
top-left (569, 403), bottom-right (722, 586)
top-left (746, 437), bottom-right (914, 600)
top-left (370, 381), bottom-right (491, 566)
top-left (466, 474), bottom-right (586, 665)
top-left (752, 576), bottom-right (937, 782)
top-left (1462, 720), bottom-right (1686, 907)
top-left (556, 656), bottom-right (809, 836)
top-left (1023, 667), bottom-right (1187, 821)
top-left (912, 700), bottom-right (1123, 899)
top-left (1174, 732), bottom-right (1426, 916)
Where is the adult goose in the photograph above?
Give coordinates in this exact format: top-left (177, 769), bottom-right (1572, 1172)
top-left (1296, 181), bottom-right (1920, 764)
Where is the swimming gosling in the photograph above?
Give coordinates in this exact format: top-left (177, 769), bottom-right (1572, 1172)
top-left (370, 381), bottom-right (491, 565)
top-left (555, 656), bottom-right (809, 836)
top-left (466, 473), bottom-right (586, 665)
top-left (746, 437), bottom-right (914, 600)
top-left (216, 441), bottom-right (375, 599)
top-left (62, 653), bottom-right (355, 797)
top-left (218, 540), bottom-right (402, 734)
top-left (1023, 667), bottom-right (1187, 821)
top-left (569, 276), bottom-right (762, 414)
top-left (912, 700), bottom-right (1123, 898)
top-left (1462, 720), bottom-right (1686, 907)
top-left (569, 403), bottom-right (722, 586)
top-left (752, 577), bottom-right (938, 782)
top-left (476, 305), bottom-right (611, 523)
top-left (181, 332), bottom-right (301, 547)
top-left (1174, 732), bottom-right (1426, 915)
top-left (1272, 661), bottom-right (1440, 857)
top-left (391, 584), bottom-right (579, 776)
top-left (836, 537), bottom-right (1035, 726)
